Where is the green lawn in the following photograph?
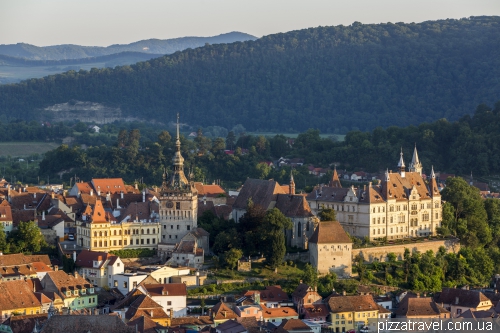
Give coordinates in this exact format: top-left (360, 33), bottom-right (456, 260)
top-left (0, 142), bottom-right (60, 157)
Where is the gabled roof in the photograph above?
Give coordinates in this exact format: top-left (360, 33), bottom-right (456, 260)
top-left (91, 200), bottom-right (107, 223)
top-left (127, 315), bottom-right (167, 333)
top-left (142, 283), bottom-right (187, 297)
top-left (91, 178), bottom-right (127, 195)
top-left (233, 179), bottom-right (286, 210)
top-left (171, 316), bottom-right (213, 326)
top-left (327, 295), bottom-right (378, 313)
top-left (303, 304), bottom-right (329, 318)
top-left (2, 313), bottom-right (48, 333)
top-left (0, 200), bottom-right (13, 221)
top-left (75, 250), bottom-right (118, 269)
top-left (292, 283), bottom-right (313, 299)
top-left (261, 305), bottom-right (297, 318)
top-left (0, 280), bottom-right (42, 311)
top-left (215, 319), bottom-right (246, 333)
top-left (278, 318), bottom-right (311, 331)
top-left (211, 301), bottom-right (238, 321)
top-left (434, 288), bottom-right (491, 308)
top-left (395, 296), bottom-right (449, 317)
top-left (125, 294), bottom-right (169, 321)
top-left (275, 194), bottom-right (313, 218)
top-left (309, 221), bottom-right (351, 244)
top-left (194, 183), bottom-right (227, 197)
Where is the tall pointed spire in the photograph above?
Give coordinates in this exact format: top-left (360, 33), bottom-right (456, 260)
top-left (398, 148), bottom-right (406, 177)
top-left (289, 169), bottom-right (296, 195)
top-left (430, 165), bottom-right (440, 197)
top-left (329, 165), bottom-right (342, 188)
top-left (409, 144), bottom-right (423, 175)
top-left (166, 113), bottom-right (189, 191)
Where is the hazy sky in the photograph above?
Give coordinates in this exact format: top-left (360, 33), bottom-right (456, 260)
top-left (1, 0), bottom-right (499, 46)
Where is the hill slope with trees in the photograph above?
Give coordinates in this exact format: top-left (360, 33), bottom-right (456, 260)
top-left (0, 17), bottom-right (499, 132)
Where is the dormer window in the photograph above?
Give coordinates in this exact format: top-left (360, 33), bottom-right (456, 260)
top-left (90, 288), bottom-right (94, 293)
top-left (66, 291), bottom-right (71, 296)
top-left (73, 290), bottom-right (78, 295)
top-left (81, 289), bottom-right (86, 294)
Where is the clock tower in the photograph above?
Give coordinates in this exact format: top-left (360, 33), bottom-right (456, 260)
top-left (158, 114), bottom-right (198, 244)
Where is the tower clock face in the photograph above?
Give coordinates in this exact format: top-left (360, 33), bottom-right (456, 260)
top-left (174, 181), bottom-right (179, 187)
top-left (166, 201), bottom-right (174, 208)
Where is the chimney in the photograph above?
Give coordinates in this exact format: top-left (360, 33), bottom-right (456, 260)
top-left (42, 211), bottom-right (45, 221)
top-left (143, 190), bottom-right (145, 203)
top-left (455, 297), bottom-right (459, 305)
top-left (120, 191), bottom-right (124, 199)
top-left (51, 192), bottom-right (55, 199)
top-left (117, 198), bottom-right (120, 209)
top-left (342, 290), bottom-right (346, 296)
top-left (19, 187), bottom-right (22, 193)
top-left (135, 183), bottom-right (138, 190)
top-left (54, 265), bottom-right (58, 271)
top-left (90, 189), bottom-right (93, 196)
top-left (73, 251), bottom-right (77, 262)
top-left (34, 192), bottom-right (36, 198)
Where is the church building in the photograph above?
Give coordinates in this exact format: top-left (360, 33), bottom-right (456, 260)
top-left (306, 147), bottom-right (442, 240)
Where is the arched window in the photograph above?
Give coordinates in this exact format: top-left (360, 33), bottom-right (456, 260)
top-left (297, 222), bottom-right (302, 238)
top-left (141, 229), bottom-right (144, 234)
top-left (119, 230), bottom-right (122, 235)
top-left (114, 230), bottom-right (117, 236)
top-left (306, 222), bottom-right (310, 232)
top-left (104, 231), bottom-right (107, 237)
top-left (147, 229), bottom-right (150, 234)
top-left (94, 231), bottom-right (97, 237)
top-left (99, 231), bottom-right (102, 237)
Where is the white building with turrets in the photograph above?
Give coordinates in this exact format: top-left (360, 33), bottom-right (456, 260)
top-left (306, 147), bottom-right (442, 240)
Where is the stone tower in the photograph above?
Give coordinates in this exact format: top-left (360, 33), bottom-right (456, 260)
top-left (158, 114), bottom-right (198, 244)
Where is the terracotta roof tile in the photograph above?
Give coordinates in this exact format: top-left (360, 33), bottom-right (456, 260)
top-left (395, 296), bottom-right (449, 317)
top-left (434, 288), bottom-right (491, 308)
top-left (40, 314), bottom-right (134, 333)
top-left (0, 280), bottom-right (42, 311)
top-left (211, 301), bottom-right (238, 320)
top-left (233, 179), bottom-right (286, 210)
top-left (142, 283), bottom-right (187, 297)
top-left (327, 295), bottom-right (378, 313)
top-left (309, 221), bottom-right (351, 244)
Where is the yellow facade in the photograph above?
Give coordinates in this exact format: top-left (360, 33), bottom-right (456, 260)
top-left (77, 221), bottom-right (161, 252)
top-left (330, 310), bottom-right (379, 333)
top-left (1, 305), bottom-right (42, 318)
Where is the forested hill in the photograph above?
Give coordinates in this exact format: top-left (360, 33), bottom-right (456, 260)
top-left (1, 16), bottom-right (499, 132)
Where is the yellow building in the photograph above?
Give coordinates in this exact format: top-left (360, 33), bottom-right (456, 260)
top-left (327, 295), bottom-right (379, 333)
top-left (0, 280), bottom-right (42, 319)
top-left (77, 200), bottom-right (161, 252)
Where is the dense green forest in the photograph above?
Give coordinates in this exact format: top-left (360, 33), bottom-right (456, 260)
top-left (27, 101), bottom-right (499, 189)
top-left (0, 17), bottom-right (499, 132)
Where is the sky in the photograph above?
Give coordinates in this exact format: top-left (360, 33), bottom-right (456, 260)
top-left (1, 0), bottom-right (499, 47)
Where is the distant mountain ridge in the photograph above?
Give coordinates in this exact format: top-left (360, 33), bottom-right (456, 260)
top-left (0, 31), bottom-right (257, 60)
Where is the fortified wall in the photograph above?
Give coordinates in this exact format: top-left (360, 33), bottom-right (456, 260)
top-left (352, 238), bottom-right (460, 263)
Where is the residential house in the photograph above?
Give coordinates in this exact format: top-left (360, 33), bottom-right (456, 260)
top-left (215, 320), bottom-right (247, 333)
top-left (308, 221), bottom-right (352, 276)
top-left (291, 283), bottom-right (322, 315)
top-left (395, 295), bottom-right (449, 319)
top-left (235, 304), bottom-right (263, 319)
top-left (139, 283), bottom-right (188, 317)
top-left (123, 294), bottom-right (171, 327)
top-left (261, 306), bottom-right (298, 325)
top-left (434, 287), bottom-right (492, 318)
top-left (326, 295), bottom-right (379, 333)
top-left (210, 301), bottom-right (239, 326)
top-left (75, 250), bottom-right (124, 288)
top-left (166, 232), bottom-right (205, 268)
top-left (244, 286), bottom-right (291, 309)
top-left (136, 266), bottom-right (190, 284)
top-left (275, 319), bottom-right (314, 333)
top-left (0, 280), bottom-right (42, 319)
top-left (302, 304), bottom-right (329, 322)
top-left (194, 183), bottom-right (228, 205)
top-left (113, 273), bottom-right (149, 296)
top-left (0, 200), bottom-right (13, 234)
top-left (40, 271), bottom-right (97, 310)
top-left (0, 254), bottom-right (52, 282)
top-left (306, 147), bottom-right (442, 240)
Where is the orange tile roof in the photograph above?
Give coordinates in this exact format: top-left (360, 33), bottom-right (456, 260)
top-left (194, 183), bottom-right (226, 197)
top-left (92, 178), bottom-right (127, 194)
top-left (309, 221), bottom-right (351, 244)
top-left (261, 306), bottom-right (298, 318)
top-left (0, 280), bottom-right (42, 311)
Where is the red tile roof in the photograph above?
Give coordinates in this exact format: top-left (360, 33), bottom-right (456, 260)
top-left (309, 221), bottom-right (351, 244)
top-left (142, 283), bottom-right (187, 297)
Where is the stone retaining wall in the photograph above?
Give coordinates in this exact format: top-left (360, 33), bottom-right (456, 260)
top-left (352, 238), bottom-right (460, 263)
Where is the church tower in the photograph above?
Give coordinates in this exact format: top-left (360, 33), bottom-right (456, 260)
top-left (289, 170), bottom-right (296, 195)
top-left (159, 114), bottom-right (198, 244)
top-left (409, 144), bottom-right (423, 175)
top-left (329, 165), bottom-right (342, 188)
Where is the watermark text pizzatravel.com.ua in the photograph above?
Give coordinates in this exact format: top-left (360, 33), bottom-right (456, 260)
top-left (377, 320), bottom-right (494, 332)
